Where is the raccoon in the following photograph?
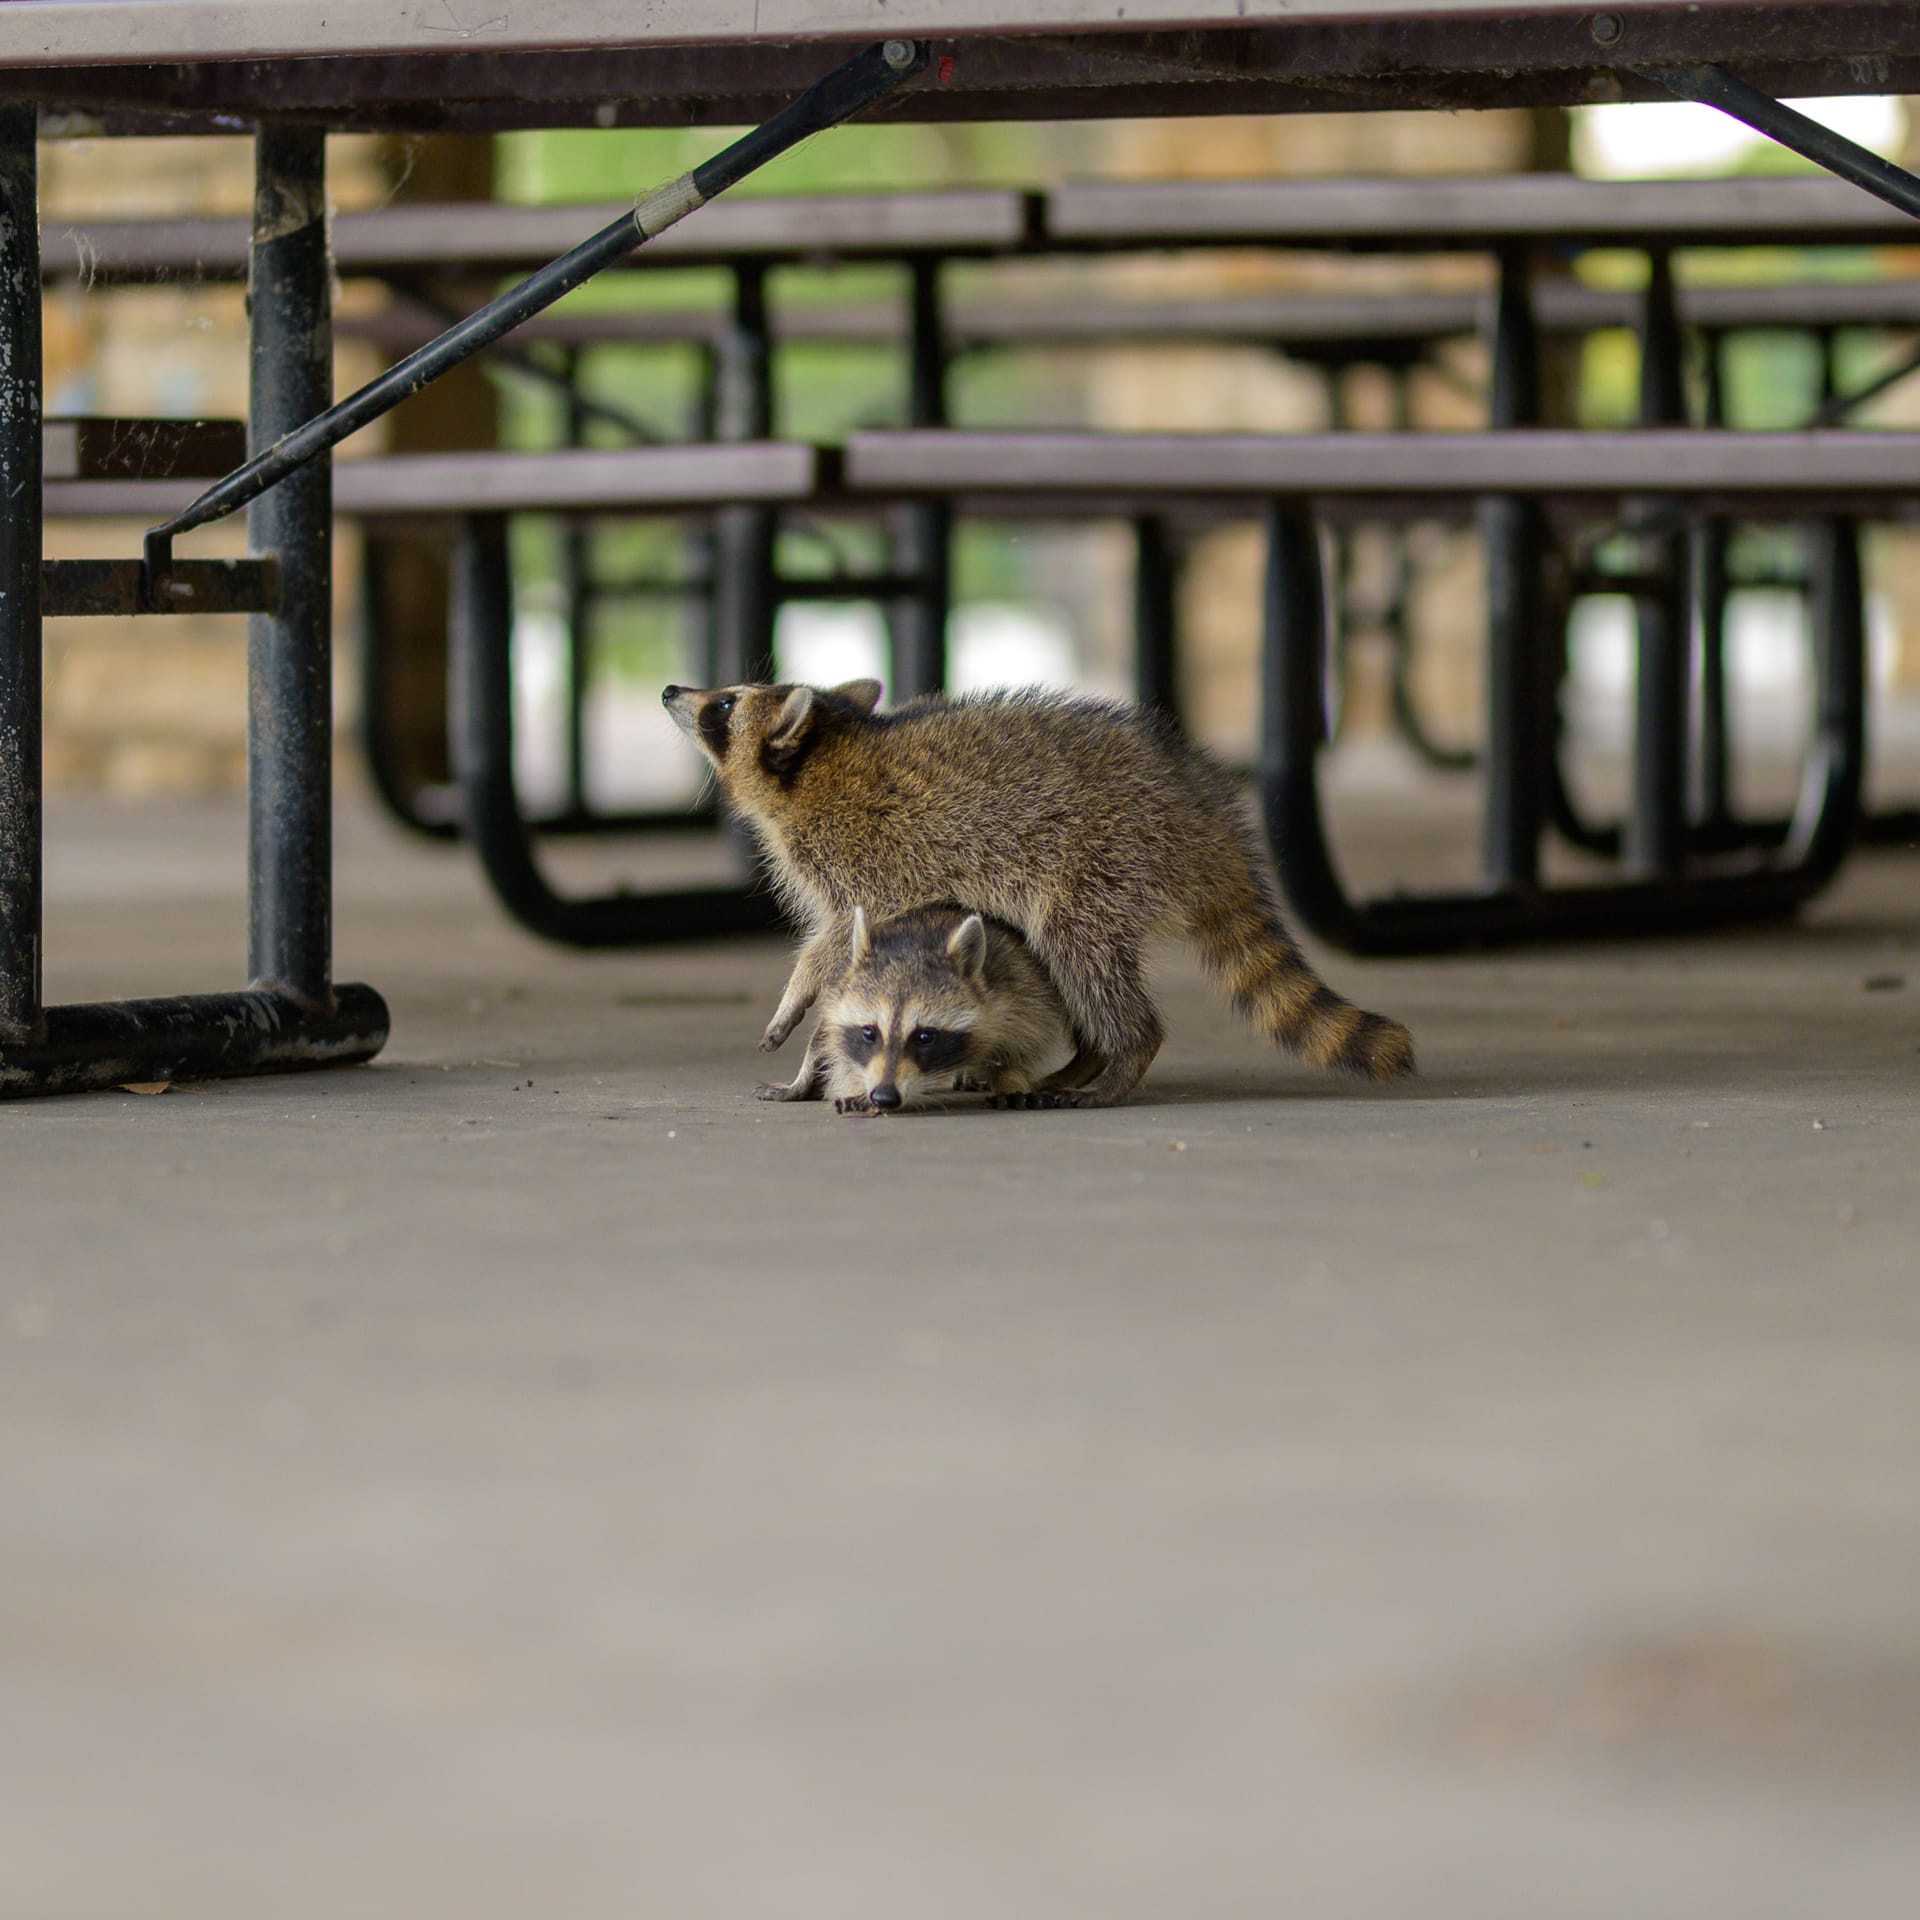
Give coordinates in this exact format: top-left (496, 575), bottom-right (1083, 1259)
top-left (662, 678), bottom-right (1415, 1108)
top-left (770, 903), bottom-right (1075, 1113)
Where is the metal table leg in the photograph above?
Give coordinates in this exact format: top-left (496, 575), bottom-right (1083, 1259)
top-left (1691, 329), bottom-right (1733, 833)
top-left (0, 116), bottom-right (388, 1097)
top-left (1258, 500), bottom-right (1861, 957)
top-left (713, 263), bottom-right (779, 687)
top-left (1628, 247), bottom-right (1691, 879)
top-left (889, 253), bottom-right (952, 700)
top-left (0, 107), bottom-right (43, 1050)
top-left (1480, 245), bottom-right (1549, 892)
top-left (1641, 59), bottom-right (1920, 859)
top-left (452, 516), bottom-right (782, 947)
top-left (1132, 513), bottom-right (1181, 724)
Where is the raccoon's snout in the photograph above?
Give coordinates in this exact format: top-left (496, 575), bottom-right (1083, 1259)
top-left (868, 1084), bottom-right (904, 1111)
top-left (661, 685), bottom-right (699, 737)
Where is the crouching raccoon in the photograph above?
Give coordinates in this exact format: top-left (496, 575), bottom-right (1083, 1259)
top-left (759, 903), bottom-right (1076, 1113)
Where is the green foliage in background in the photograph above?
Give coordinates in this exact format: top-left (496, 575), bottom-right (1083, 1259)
top-left (492, 123), bottom-right (1073, 684)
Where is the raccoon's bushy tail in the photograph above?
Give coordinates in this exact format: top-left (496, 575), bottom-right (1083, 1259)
top-left (1190, 862), bottom-right (1415, 1080)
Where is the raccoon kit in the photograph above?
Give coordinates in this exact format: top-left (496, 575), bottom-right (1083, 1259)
top-left (663, 679), bottom-right (1415, 1109)
top-left (774, 903), bottom-right (1075, 1114)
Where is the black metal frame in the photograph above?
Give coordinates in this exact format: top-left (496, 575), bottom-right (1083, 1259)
top-left (0, 116), bottom-right (390, 1097)
top-left (1259, 496), bottom-right (1864, 954)
top-left (451, 515), bottom-right (782, 946)
top-left (360, 243), bottom-right (1476, 859)
top-left (1253, 187), bottom-right (1876, 954)
top-left (362, 236), bottom-right (960, 866)
top-left (0, 41), bottom-right (930, 1096)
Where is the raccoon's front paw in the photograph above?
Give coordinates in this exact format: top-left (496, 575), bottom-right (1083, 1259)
top-left (758, 1026), bottom-right (789, 1054)
top-left (833, 1095), bottom-right (875, 1116)
top-left (756, 1078), bottom-right (818, 1103)
top-left (989, 1090), bottom-right (1070, 1111)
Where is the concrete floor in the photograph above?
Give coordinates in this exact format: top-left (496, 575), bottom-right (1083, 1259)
top-left (3, 784), bottom-right (1918, 1918)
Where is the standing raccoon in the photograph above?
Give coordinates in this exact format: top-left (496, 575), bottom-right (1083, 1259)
top-left (663, 679), bottom-right (1415, 1108)
top-left (782, 903), bottom-right (1074, 1113)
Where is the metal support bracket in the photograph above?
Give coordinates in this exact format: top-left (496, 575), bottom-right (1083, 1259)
top-left (1640, 65), bottom-right (1920, 223)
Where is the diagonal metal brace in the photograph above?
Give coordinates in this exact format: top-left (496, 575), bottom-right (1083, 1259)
top-left (142, 37), bottom-right (927, 580)
top-left (1641, 64), bottom-right (1920, 224)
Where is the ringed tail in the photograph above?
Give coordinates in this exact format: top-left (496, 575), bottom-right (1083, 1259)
top-left (1196, 896), bottom-right (1416, 1080)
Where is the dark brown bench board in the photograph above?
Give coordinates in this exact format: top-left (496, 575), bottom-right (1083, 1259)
top-left (39, 191), bottom-right (1037, 286)
top-left (340, 278), bottom-right (1920, 359)
top-left (42, 441), bottom-right (827, 526)
top-left (1045, 175), bottom-right (1920, 252)
top-left (41, 176), bottom-right (1920, 292)
top-left (840, 428), bottom-right (1920, 515)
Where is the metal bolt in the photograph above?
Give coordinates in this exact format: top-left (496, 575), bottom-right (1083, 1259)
top-left (165, 578), bottom-right (193, 601)
top-left (1591, 13), bottom-right (1624, 46)
top-left (882, 39), bottom-right (917, 71)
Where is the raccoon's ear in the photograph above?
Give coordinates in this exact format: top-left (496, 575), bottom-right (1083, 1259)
top-left (849, 906), bottom-right (872, 969)
top-left (832, 678), bottom-right (882, 716)
top-left (947, 913), bottom-right (988, 983)
top-left (763, 686), bottom-right (819, 777)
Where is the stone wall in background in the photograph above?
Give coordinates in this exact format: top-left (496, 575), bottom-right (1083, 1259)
top-left (40, 134), bottom-right (390, 793)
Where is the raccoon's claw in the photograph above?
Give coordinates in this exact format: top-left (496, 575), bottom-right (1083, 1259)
top-left (989, 1090), bottom-right (1072, 1111)
top-left (833, 1095), bottom-right (875, 1116)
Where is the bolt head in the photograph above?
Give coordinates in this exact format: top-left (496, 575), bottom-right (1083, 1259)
top-left (882, 39), bottom-right (917, 71)
top-left (1591, 12), bottom-right (1624, 46)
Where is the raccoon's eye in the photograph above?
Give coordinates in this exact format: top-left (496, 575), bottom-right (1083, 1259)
top-left (717, 696), bottom-right (735, 713)
top-left (912, 1028), bottom-right (939, 1048)
top-left (860, 1025), bottom-right (878, 1044)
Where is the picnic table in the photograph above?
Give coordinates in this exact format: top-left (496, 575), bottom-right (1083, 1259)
top-left (5, 3), bottom-right (1919, 127)
top-left (6, 4), bottom-right (1920, 1093)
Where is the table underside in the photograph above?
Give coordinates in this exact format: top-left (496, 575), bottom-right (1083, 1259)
top-left (9, 4), bottom-right (1920, 133)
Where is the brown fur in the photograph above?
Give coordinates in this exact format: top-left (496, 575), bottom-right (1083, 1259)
top-left (663, 679), bottom-right (1414, 1107)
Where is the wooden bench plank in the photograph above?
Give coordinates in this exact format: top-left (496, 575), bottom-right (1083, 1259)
top-left (1046, 175), bottom-right (1920, 251)
top-left (42, 175), bottom-right (1917, 287)
top-left (40, 190), bottom-right (1035, 286)
top-left (43, 442), bottom-right (827, 522)
top-left (44, 428), bottom-right (1920, 529)
top-left (841, 428), bottom-right (1920, 509)
top-left (338, 278), bottom-right (1920, 365)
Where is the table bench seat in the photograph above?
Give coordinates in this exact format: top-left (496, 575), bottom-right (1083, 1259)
top-left (44, 441), bottom-right (826, 525)
top-left (839, 427), bottom-right (1920, 515)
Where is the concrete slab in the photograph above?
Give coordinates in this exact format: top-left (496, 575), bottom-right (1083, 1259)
top-left (3, 785), bottom-right (1917, 1919)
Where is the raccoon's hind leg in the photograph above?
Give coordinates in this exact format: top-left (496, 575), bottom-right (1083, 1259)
top-left (1023, 921), bottom-right (1163, 1108)
top-left (761, 917), bottom-right (846, 1053)
top-left (1037, 1046), bottom-right (1108, 1094)
top-left (988, 1048), bottom-right (1117, 1109)
top-left (756, 1024), bottom-right (828, 1102)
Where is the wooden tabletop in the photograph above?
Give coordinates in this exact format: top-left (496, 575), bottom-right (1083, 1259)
top-left (6, 1), bottom-right (1914, 133)
top-left (0, 2), bottom-right (1776, 64)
